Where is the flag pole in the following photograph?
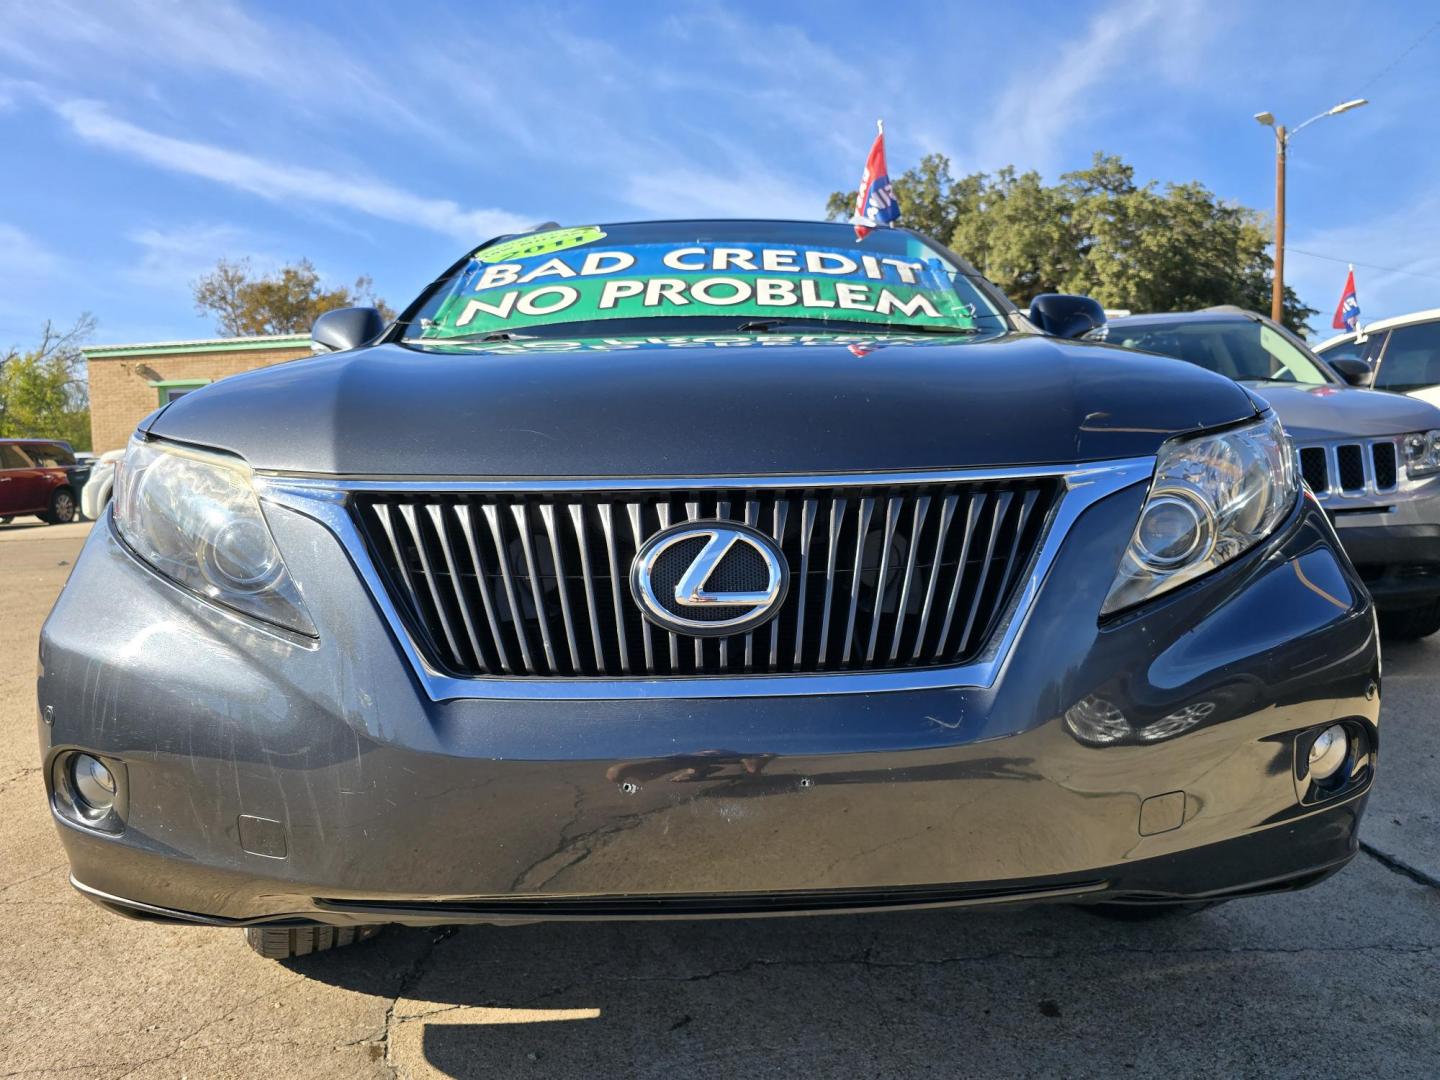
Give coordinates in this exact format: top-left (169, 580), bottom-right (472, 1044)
top-left (877, 119), bottom-right (884, 135)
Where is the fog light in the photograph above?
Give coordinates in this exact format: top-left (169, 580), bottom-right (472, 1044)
top-left (71, 754), bottom-right (116, 813)
top-left (1308, 725), bottom-right (1349, 781)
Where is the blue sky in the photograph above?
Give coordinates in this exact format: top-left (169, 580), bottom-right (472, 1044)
top-left (2, 0), bottom-right (1437, 349)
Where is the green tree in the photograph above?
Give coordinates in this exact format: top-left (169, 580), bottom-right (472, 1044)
top-left (193, 258), bottom-right (395, 337)
top-left (827, 152), bottom-right (1317, 332)
top-left (0, 316), bottom-right (94, 450)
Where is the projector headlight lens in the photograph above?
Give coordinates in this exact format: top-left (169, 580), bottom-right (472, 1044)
top-left (112, 436), bottom-right (315, 635)
top-left (1103, 412), bottom-right (1298, 613)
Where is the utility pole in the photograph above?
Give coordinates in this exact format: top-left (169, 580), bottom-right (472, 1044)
top-left (1254, 99), bottom-right (1368, 325)
top-left (1271, 124), bottom-right (1287, 324)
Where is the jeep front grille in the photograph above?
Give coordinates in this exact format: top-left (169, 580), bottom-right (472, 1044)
top-left (351, 479), bottom-right (1060, 678)
top-left (1296, 439), bottom-right (1399, 497)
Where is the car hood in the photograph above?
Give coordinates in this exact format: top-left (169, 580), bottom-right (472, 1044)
top-left (1241, 381), bottom-right (1440, 441)
top-left (146, 333), bottom-right (1260, 477)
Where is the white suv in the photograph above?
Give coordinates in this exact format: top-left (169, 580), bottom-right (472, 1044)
top-left (1317, 308), bottom-right (1440, 408)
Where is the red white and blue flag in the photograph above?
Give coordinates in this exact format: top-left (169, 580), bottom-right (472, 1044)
top-left (1332, 266), bottom-right (1360, 331)
top-left (853, 121), bottom-right (901, 240)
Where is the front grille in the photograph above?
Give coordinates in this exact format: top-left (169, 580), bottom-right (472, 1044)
top-left (1336, 445), bottom-right (1366, 491)
top-left (1300, 447), bottom-right (1328, 492)
top-left (1296, 438), bottom-right (1400, 496)
top-left (1373, 442), bottom-right (1398, 489)
top-left (352, 479), bottom-right (1060, 679)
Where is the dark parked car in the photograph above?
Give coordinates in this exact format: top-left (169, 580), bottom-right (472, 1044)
top-left (39, 221), bottom-right (1377, 962)
top-left (0, 438), bottom-right (80, 525)
top-left (1099, 307), bottom-right (1440, 639)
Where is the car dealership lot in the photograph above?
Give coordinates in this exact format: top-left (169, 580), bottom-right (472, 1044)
top-left (2, 523), bottom-right (1437, 1079)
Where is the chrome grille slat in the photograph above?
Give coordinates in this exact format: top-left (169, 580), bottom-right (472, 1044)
top-left (511, 504), bottom-right (557, 673)
top-left (817, 497), bottom-right (849, 667)
top-left (931, 493), bottom-right (981, 658)
top-left (539, 504), bottom-right (583, 673)
top-left (399, 504), bottom-right (466, 669)
top-left (427, 503), bottom-right (487, 673)
top-left (841, 496), bottom-right (876, 664)
top-left (482, 504), bottom-right (535, 674)
top-left (955, 490), bottom-right (1014, 656)
top-left (454, 505), bottom-right (512, 674)
top-left (792, 497), bottom-right (818, 666)
top-left (866, 496), bottom-right (903, 663)
top-left (889, 495), bottom-right (931, 661)
top-left (352, 477), bottom-right (1058, 680)
top-left (624, 504), bottom-right (659, 673)
top-left (598, 503), bottom-right (631, 674)
top-left (568, 504), bottom-right (606, 674)
top-left (912, 493), bottom-right (958, 660)
top-left (769, 498), bottom-right (790, 668)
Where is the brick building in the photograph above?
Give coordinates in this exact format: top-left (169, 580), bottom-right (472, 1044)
top-left (83, 335), bottom-right (312, 452)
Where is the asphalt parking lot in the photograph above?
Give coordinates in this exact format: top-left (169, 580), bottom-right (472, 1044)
top-left (2, 520), bottom-right (1438, 1079)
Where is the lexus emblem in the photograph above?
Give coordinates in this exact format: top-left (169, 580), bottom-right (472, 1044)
top-left (630, 521), bottom-right (789, 637)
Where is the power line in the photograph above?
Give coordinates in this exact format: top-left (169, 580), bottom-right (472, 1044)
top-left (1287, 247), bottom-right (1440, 283)
top-left (1354, 17), bottom-right (1440, 95)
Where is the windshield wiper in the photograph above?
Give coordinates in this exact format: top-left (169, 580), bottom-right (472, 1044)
top-left (735, 319), bottom-right (982, 335)
top-left (406, 330), bottom-right (540, 343)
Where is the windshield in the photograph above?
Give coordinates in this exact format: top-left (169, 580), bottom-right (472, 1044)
top-left (400, 221), bottom-right (1007, 344)
top-left (1105, 318), bottom-right (1330, 385)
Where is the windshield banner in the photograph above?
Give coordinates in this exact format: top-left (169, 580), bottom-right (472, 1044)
top-left (421, 240), bottom-right (978, 337)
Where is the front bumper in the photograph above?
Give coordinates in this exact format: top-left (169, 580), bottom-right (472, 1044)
top-left (38, 484), bottom-right (1379, 926)
top-left (1330, 522), bottom-right (1440, 608)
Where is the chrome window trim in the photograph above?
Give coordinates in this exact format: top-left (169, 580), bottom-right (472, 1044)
top-left (255, 458), bottom-right (1155, 701)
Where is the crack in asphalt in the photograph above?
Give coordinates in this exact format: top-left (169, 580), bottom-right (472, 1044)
top-left (0, 862), bottom-right (66, 897)
top-left (0, 766), bottom-right (41, 799)
top-left (1361, 842), bottom-right (1440, 889)
top-left (377, 925), bottom-right (462, 1077)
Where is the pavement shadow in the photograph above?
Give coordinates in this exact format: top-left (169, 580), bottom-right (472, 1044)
top-left (272, 901), bottom-right (1271, 1077)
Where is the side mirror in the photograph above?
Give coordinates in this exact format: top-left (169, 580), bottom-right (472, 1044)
top-left (1028, 294), bottom-right (1106, 340)
top-left (311, 307), bottom-right (386, 353)
top-left (1328, 356), bottom-right (1373, 388)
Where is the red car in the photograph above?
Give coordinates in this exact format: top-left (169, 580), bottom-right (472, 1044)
top-left (0, 439), bottom-right (80, 525)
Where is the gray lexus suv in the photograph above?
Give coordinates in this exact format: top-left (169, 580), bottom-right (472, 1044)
top-left (39, 221), bottom-right (1377, 962)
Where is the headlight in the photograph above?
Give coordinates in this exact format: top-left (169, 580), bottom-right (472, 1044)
top-left (1102, 413), bottom-right (1298, 614)
top-left (112, 436), bottom-right (316, 635)
top-left (1401, 430), bottom-right (1440, 478)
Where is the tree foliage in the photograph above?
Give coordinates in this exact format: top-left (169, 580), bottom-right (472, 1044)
top-left (193, 258), bottom-right (395, 337)
top-left (827, 153), bottom-right (1317, 332)
top-left (0, 316), bottom-right (95, 450)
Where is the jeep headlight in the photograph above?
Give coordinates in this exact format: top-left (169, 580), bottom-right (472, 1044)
top-left (112, 436), bottom-right (316, 635)
top-left (1401, 430), bottom-right (1440, 478)
top-left (1102, 413), bottom-right (1298, 614)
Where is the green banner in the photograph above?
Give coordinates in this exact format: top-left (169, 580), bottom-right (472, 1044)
top-left (426, 273), bottom-right (976, 338)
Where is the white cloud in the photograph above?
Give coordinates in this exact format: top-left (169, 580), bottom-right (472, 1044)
top-left (124, 223), bottom-right (267, 291)
top-left (0, 0), bottom-right (427, 132)
top-left (625, 166), bottom-right (822, 221)
top-left (981, 0), bottom-right (1218, 171)
top-left (0, 223), bottom-right (61, 276)
top-left (53, 100), bottom-right (533, 240)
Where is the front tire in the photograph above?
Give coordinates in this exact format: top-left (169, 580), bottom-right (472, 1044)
top-left (1378, 600), bottom-right (1440, 641)
top-left (41, 488), bottom-right (77, 525)
top-left (243, 924), bottom-right (384, 959)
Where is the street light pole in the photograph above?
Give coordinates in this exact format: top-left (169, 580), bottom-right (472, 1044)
top-left (1254, 99), bottom-right (1368, 325)
top-left (1272, 124), bottom-right (1287, 324)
